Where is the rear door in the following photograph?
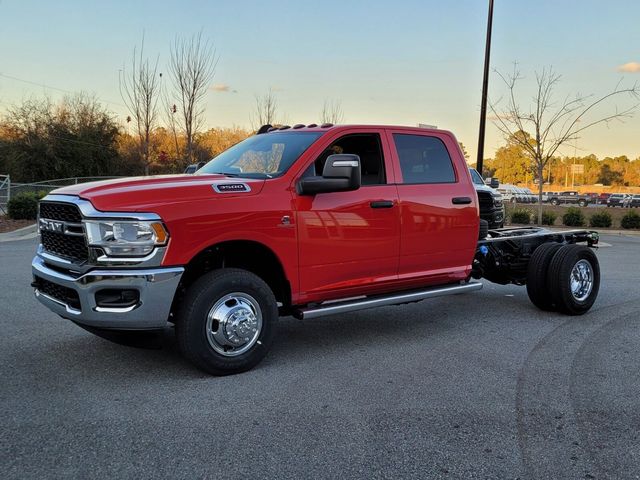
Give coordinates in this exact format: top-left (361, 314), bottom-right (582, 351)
top-left (293, 129), bottom-right (400, 301)
top-left (386, 129), bottom-right (478, 285)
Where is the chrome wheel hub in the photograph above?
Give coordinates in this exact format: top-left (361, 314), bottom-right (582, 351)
top-left (570, 259), bottom-right (593, 302)
top-left (206, 293), bottom-right (262, 357)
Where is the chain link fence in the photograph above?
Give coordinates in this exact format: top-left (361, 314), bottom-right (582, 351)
top-left (0, 176), bottom-right (124, 215)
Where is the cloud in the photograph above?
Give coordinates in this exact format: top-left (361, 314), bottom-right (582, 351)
top-left (616, 62), bottom-right (640, 73)
top-left (211, 83), bottom-right (234, 92)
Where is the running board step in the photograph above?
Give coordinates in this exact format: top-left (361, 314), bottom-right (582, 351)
top-left (293, 281), bottom-right (482, 320)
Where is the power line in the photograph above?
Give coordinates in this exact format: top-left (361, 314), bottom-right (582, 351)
top-left (0, 72), bottom-right (129, 110)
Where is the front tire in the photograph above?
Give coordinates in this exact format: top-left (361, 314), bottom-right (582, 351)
top-left (478, 219), bottom-right (489, 240)
top-left (547, 245), bottom-right (600, 315)
top-left (176, 268), bottom-right (278, 375)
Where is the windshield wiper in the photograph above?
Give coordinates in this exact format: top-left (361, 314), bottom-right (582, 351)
top-left (207, 171), bottom-right (271, 179)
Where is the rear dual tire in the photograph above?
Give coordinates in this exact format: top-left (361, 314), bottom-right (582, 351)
top-left (526, 243), bottom-right (600, 315)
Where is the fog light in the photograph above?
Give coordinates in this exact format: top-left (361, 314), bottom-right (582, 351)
top-left (95, 289), bottom-right (139, 308)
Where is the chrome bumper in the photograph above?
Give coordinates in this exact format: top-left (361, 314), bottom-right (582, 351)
top-left (32, 255), bottom-right (184, 330)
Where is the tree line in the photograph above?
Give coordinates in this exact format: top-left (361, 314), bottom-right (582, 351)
top-left (481, 133), bottom-right (640, 188)
top-left (0, 31), bottom-right (345, 183)
top-left (0, 93), bottom-right (252, 182)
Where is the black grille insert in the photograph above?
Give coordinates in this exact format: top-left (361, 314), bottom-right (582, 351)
top-left (41, 230), bottom-right (88, 262)
top-left (39, 201), bottom-right (88, 262)
top-left (34, 276), bottom-right (81, 310)
top-left (477, 191), bottom-right (494, 209)
top-left (40, 201), bottom-right (83, 223)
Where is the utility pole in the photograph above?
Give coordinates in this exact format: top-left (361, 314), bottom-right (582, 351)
top-left (476, 0), bottom-right (494, 176)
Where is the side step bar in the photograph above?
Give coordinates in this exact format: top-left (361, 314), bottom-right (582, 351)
top-left (293, 281), bottom-right (482, 320)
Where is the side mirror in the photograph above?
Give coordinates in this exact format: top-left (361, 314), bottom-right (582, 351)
top-left (487, 177), bottom-right (499, 188)
top-left (298, 154), bottom-right (361, 195)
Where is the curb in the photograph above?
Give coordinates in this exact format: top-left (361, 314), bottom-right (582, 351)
top-left (0, 223), bottom-right (38, 243)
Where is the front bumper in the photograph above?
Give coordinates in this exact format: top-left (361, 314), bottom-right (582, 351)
top-left (32, 255), bottom-right (184, 330)
top-left (480, 207), bottom-right (505, 228)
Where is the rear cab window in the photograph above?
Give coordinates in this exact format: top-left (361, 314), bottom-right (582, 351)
top-left (392, 133), bottom-right (456, 184)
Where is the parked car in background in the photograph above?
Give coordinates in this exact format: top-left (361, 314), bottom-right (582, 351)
top-left (630, 195), bottom-right (640, 208)
top-left (521, 187), bottom-right (538, 203)
top-left (584, 192), bottom-right (599, 204)
top-left (542, 191), bottom-right (558, 203)
top-left (597, 193), bottom-right (612, 205)
top-left (498, 184), bottom-right (529, 204)
top-left (549, 191), bottom-right (590, 207)
top-left (184, 162), bottom-right (207, 174)
top-left (607, 193), bottom-right (628, 207)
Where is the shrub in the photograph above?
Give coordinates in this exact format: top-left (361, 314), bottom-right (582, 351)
top-left (621, 210), bottom-right (640, 229)
top-left (511, 208), bottom-right (531, 224)
top-left (7, 191), bottom-right (47, 220)
top-left (562, 207), bottom-right (585, 227)
top-left (589, 211), bottom-right (612, 228)
top-left (541, 211), bottom-right (557, 226)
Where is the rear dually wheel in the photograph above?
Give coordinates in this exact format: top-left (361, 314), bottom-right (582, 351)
top-left (547, 244), bottom-right (600, 315)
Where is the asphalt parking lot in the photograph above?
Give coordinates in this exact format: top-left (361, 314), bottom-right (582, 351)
top-left (1, 235), bottom-right (639, 479)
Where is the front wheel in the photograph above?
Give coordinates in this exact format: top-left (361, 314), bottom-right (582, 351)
top-left (547, 245), bottom-right (600, 315)
top-left (550, 199), bottom-right (559, 206)
top-left (176, 268), bottom-right (278, 375)
top-left (578, 200), bottom-right (586, 207)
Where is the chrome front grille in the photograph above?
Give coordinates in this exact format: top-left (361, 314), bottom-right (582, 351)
top-left (39, 201), bottom-right (88, 262)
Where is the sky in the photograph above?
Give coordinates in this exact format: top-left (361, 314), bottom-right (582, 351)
top-left (0, 0), bottom-right (639, 162)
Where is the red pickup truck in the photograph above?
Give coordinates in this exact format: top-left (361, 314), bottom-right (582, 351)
top-left (32, 124), bottom-right (601, 375)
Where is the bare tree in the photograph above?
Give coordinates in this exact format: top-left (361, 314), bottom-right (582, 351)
top-left (169, 31), bottom-right (217, 165)
top-left (119, 35), bottom-right (161, 175)
top-left (490, 65), bottom-right (639, 224)
top-left (162, 87), bottom-right (181, 161)
top-left (320, 99), bottom-right (344, 124)
top-left (251, 88), bottom-right (278, 130)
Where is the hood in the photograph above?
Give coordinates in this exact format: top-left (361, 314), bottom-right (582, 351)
top-left (51, 174), bottom-right (266, 212)
top-left (473, 183), bottom-right (501, 196)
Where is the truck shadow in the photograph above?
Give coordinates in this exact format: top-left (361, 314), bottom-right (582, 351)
top-left (29, 289), bottom-right (528, 380)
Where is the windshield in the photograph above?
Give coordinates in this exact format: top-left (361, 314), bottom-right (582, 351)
top-left (469, 168), bottom-right (485, 186)
top-left (197, 132), bottom-right (322, 178)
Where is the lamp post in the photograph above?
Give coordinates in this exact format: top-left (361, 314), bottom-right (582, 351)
top-left (476, 0), bottom-right (494, 177)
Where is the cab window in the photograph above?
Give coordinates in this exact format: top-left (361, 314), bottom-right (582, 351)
top-left (394, 134), bottom-right (456, 184)
top-left (303, 133), bottom-right (386, 185)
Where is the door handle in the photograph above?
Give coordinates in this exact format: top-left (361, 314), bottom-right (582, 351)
top-left (452, 197), bottom-right (472, 205)
top-left (370, 200), bottom-right (394, 209)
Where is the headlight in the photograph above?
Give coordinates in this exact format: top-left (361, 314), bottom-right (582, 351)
top-left (84, 220), bottom-right (168, 257)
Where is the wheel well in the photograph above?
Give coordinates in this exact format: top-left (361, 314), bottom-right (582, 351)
top-left (172, 241), bottom-right (292, 318)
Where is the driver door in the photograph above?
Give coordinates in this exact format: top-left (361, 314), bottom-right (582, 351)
top-left (293, 129), bottom-right (400, 303)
